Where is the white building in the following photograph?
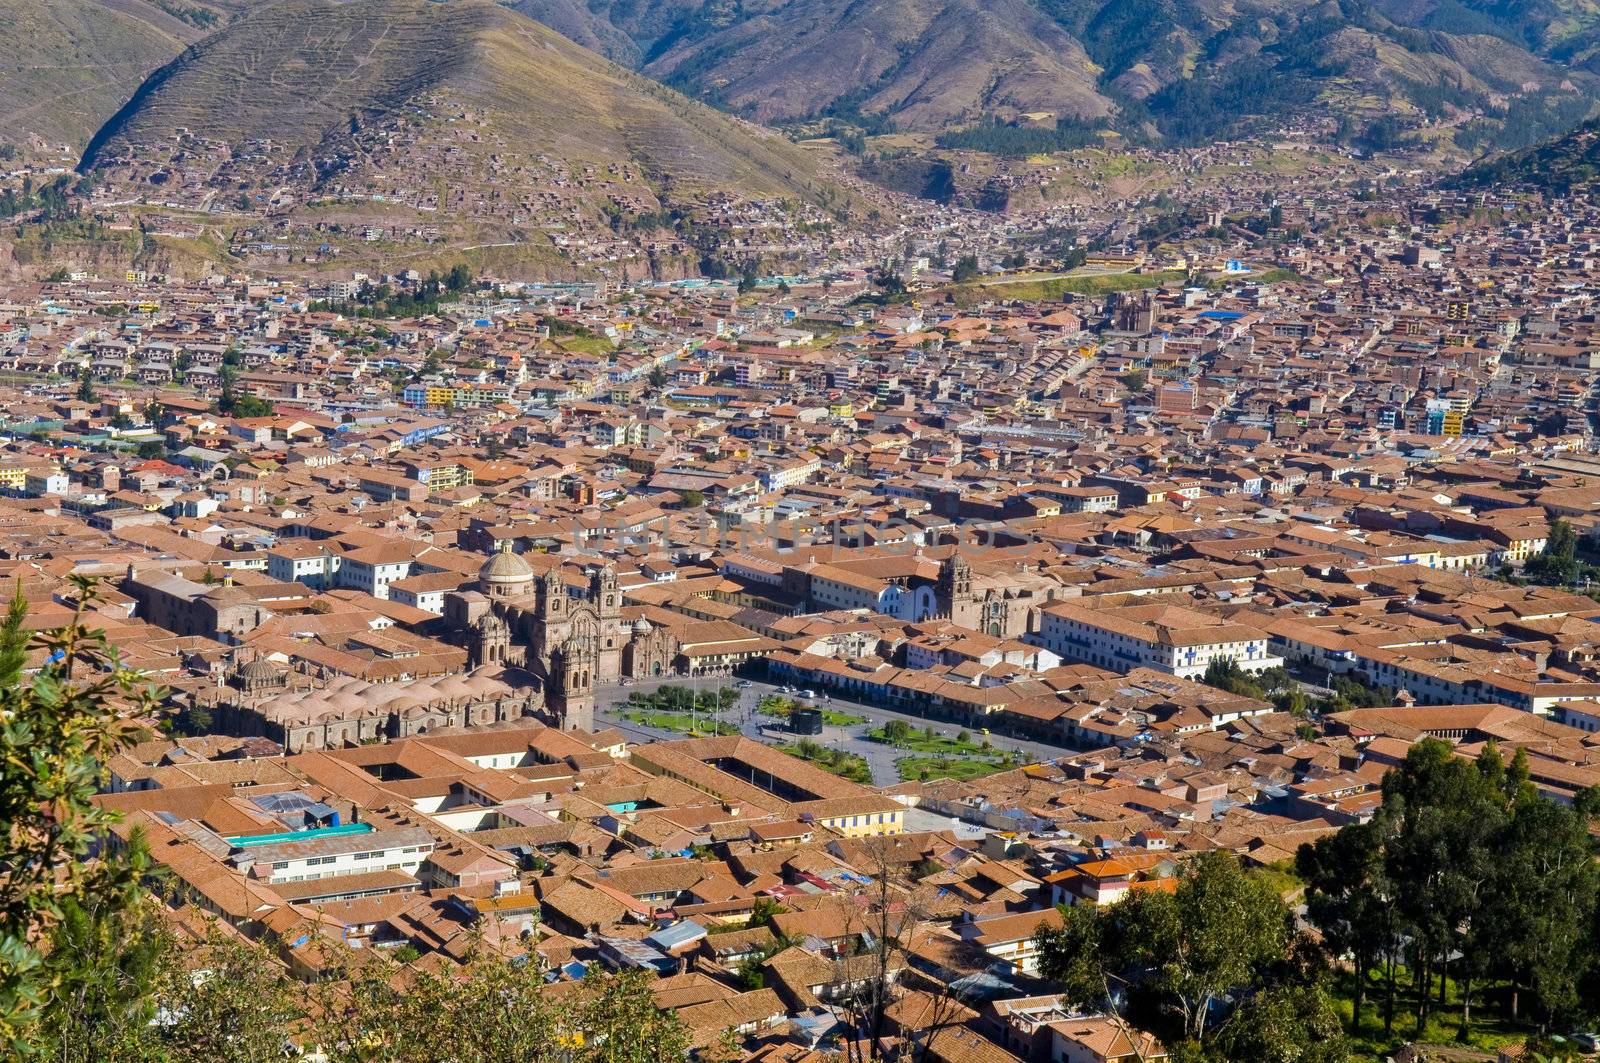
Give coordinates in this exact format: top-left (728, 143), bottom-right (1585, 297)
top-left (232, 824), bottom-right (434, 886)
top-left (266, 541), bottom-right (342, 590)
top-left (337, 543), bottom-right (415, 600)
top-left (1035, 601), bottom-right (1280, 679)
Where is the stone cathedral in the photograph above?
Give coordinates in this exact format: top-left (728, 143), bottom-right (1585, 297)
top-left (442, 546), bottom-right (676, 732)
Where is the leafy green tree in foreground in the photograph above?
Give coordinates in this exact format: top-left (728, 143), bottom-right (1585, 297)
top-left (0, 576), bottom-right (158, 1051)
top-left (32, 836), bottom-right (168, 1063)
top-left (323, 951), bottom-right (689, 1063)
top-left (1035, 850), bottom-right (1346, 1062)
top-left (158, 927), bottom-right (305, 1063)
top-left (1299, 737), bottom-right (1600, 1045)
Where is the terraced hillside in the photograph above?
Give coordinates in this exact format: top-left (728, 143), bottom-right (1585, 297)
top-left (82, 0), bottom-right (832, 201)
top-left (64, 0), bottom-right (854, 279)
top-left (0, 0), bottom-right (204, 148)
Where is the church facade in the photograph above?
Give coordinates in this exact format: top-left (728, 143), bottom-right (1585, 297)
top-left (443, 547), bottom-right (678, 732)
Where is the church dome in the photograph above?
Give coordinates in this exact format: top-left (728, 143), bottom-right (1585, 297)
top-left (233, 658), bottom-right (286, 694)
top-left (632, 618), bottom-right (653, 635)
top-left (238, 659), bottom-right (282, 683)
top-left (479, 549), bottom-right (534, 588)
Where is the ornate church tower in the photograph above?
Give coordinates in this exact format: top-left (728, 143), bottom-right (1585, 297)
top-left (938, 552), bottom-right (979, 628)
top-left (590, 564), bottom-right (624, 684)
top-left (471, 613), bottom-right (511, 668)
top-left (591, 564), bottom-right (620, 619)
top-left (533, 567), bottom-right (565, 661)
top-left (549, 638), bottom-right (596, 732)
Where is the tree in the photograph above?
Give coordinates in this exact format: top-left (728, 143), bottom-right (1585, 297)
top-left (1035, 901), bottom-right (1111, 1010)
top-left (1298, 818), bottom-right (1405, 1034)
top-left (951, 255), bottom-right (980, 284)
top-left (1486, 781), bottom-right (1598, 1026)
top-left (747, 896), bottom-right (787, 928)
top-left (322, 948), bottom-right (691, 1063)
top-left (1300, 736), bottom-right (1600, 1042)
top-left (834, 836), bottom-right (965, 1063)
top-left (1143, 851), bottom-right (1288, 1043)
top-left (75, 366), bottom-right (95, 404)
top-left (157, 928), bottom-right (303, 1063)
top-left (1201, 657), bottom-right (1266, 699)
top-left (1209, 984), bottom-right (1347, 1063)
top-left (1037, 851), bottom-right (1309, 1055)
top-left (576, 970), bottom-right (693, 1062)
top-left (1525, 517), bottom-right (1580, 586)
top-left (1381, 738), bottom-right (1507, 1035)
top-left (135, 441), bottom-right (164, 460)
top-left (880, 719), bottom-right (914, 746)
top-left (872, 268), bottom-right (906, 297)
top-left (0, 577), bottom-right (158, 1051)
top-left (678, 489), bottom-right (704, 509)
top-left (33, 835), bottom-right (168, 1063)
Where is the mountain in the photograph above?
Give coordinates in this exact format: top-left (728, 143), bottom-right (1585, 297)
top-left (1455, 116), bottom-right (1600, 190)
top-left (0, 0), bottom-right (205, 149)
top-left (514, 0), bottom-right (1114, 130)
top-left (511, 0), bottom-right (1600, 144)
top-left (84, 0), bottom-right (825, 193)
top-left (70, 0), bottom-right (851, 275)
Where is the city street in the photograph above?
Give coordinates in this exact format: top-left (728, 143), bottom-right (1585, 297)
top-left (594, 674), bottom-right (1071, 787)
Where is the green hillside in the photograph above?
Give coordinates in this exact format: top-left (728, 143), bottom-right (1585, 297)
top-left (1455, 117), bottom-right (1600, 191)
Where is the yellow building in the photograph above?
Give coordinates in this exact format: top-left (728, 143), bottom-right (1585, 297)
top-left (799, 798), bottom-right (905, 838)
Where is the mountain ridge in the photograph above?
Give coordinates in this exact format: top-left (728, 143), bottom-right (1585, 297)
top-left (1455, 115), bottom-right (1600, 189)
top-left (511, 0), bottom-right (1600, 145)
top-left (0, 0), bottom-right (206, 149)
top-left (79, 0), bottom-right (838, 202)
top-left (54, 0), bottom-right (859, 279)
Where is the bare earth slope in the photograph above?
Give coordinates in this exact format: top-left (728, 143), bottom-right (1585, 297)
top-left (642, 0), bottom-right (1114, 129)
top-left (0, 0), bottom-right (204, 148)
top-left (513, 0), bottom-right (1600, 141)
top-left (82, 0), bottom-right (831, 200)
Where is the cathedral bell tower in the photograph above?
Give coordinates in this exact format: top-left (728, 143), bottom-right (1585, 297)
top-left (549, 637), bottom-right (597, 732)
top-left (938, 552), bottom-right (979, 627)
top-left (590, 564), bottom-right (620, 619)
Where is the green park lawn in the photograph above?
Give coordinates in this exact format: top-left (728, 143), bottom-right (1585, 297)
top-left (895, 756), bottom-right (1009, 782)
top-left (780, 740), bottom-right (873, 784)
top-left (758, 694), bottom-right (865, 727)
top-left (620, 710), bottom-right (738, 736)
